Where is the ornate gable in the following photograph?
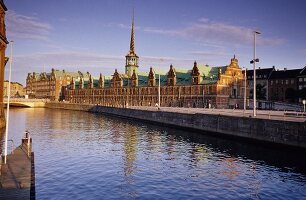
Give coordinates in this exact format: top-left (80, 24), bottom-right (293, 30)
top-left (88, 75), bottom-right (93, 89)
top-left (111, 69), bottom-right (123, 88)
top-left (191, 61), bottom-right (200, 85)
top-left (131, 69), bottom-right (138, 87)
top-left (167, 64), bottom-right (176, 86)
top-left (79, 77), bottom-right (84, 89)
top-left (70, 77), bottom-right (75, 90)
top-left (148, 67), bottom-right (156, 87)
top-left (98, 73), bottom-right (104, 88)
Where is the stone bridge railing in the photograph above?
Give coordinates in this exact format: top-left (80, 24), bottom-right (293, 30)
top-left (3, 98), bottom-right (48, 107)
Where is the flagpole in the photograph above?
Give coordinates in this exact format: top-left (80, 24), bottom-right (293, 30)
top-left (4, 41), bottom-right (13, 164)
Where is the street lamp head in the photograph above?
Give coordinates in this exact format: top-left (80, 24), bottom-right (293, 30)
top-left (250, 58), bottom-right (259, 64)
top-left (255, 31), bottom-right (261, 35)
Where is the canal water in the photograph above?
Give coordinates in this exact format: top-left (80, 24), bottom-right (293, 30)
top-left (1, 108), bottom-right (306, 200)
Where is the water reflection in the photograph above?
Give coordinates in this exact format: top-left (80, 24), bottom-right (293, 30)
top-left (123, 125), bottom-right (137, 176)
top-left (164, 125), bottom-right (306, 175)
top-left (1, 108), bottom-right (305, 200)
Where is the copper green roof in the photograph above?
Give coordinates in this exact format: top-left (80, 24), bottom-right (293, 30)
top-left (138, 75), bottom-right (148, 86)
top-left (70, 62), bottom-right (230, 89)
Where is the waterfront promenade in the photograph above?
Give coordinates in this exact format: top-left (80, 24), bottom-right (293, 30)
top-left (130, 106), bottom-right (306, 122)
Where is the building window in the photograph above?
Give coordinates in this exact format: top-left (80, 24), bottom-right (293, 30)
top-left (285, 80), bottom-right (288, 85)
top-left (299, 85), bottom-right (303, 90)
top-left (276, 80), bottom-right (278, 84)
top-left (291, 79), bottom-right (294, 84)
top-left (299, 78), bottom-right (303, 82)
top-left (271, 80), bottom-right (273, 85)
top-left (304, 78), bottom-right (306, 81)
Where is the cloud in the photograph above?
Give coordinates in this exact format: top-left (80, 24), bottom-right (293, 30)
top-left (118, 23), bottom-right (132, 29)
top-left (141, 55), bottom-right (200, 70)
top-left (143, 18), bottom-right (285, 46)
top-left (7, 51), bottom-right (127, 84)
top-left (143, 27), bottom-right (179, 36)
top-left (142, 55), bottom-right (176, 63)
top-left (14, 51), bottom-right (124, 68)
top-left (187, 51), bottom-right (231, 57)
top-left (106, 22), bottom-right (140, 30)
top-left (9, 51), bottom-right (202, 84)
top-left (6, 10), bottom-right (52, 41)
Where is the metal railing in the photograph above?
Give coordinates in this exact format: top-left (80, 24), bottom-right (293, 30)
top-left (1, 139), bottom-right (15, 161)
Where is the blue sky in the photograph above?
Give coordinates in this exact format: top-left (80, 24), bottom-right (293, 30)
top-left (4, 0), bottom-right (306, 84)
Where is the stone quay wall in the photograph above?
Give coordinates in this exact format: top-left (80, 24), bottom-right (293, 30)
top-left (46, 102), bottom-right (94, 111)
top-left (46, 102), bottom-right (306, 149)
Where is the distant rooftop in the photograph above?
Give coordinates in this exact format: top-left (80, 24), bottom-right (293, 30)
top-left (269, 69), bottom-right (301, 79)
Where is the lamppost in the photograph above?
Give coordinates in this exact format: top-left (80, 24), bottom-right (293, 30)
top-left (127, 78), bottom-right (129, 108)
top-left (4, 41), bottom-right (13, 164)
top-left (250, 31), bottom-right (261, 117)
top-left (243, 67), bottom-right (247, 111)
top-left (158, 73), bottom-right (160, 108)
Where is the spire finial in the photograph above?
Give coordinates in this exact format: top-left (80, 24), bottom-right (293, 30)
top-left (129, 8), bottom-right (135, 54)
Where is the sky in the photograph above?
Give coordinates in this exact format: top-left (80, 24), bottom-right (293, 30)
top-left (4, 0), bottom-right (306, 85)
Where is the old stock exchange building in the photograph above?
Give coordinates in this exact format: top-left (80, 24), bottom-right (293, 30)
top-left (65, 15), bottom-right (248, 109)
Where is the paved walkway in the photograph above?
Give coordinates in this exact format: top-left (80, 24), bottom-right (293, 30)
top-left (0, 143), bottom-right (32, 199)
top-left (130, 106), bottom-right (306, 122)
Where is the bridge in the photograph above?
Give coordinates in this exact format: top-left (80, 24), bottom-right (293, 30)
top-left (3, 98), bottom-right (47, 108)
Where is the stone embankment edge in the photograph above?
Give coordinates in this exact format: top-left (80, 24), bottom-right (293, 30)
top-left (46, 102), bottom-right (306, 149)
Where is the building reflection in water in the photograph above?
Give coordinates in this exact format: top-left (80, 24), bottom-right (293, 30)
top-left (146, 129), bottom-right (163, 158)
top-left (189, 144), bottom-right (210, 167)
top-left (123, 124), bottom-right (138, 177)
top-left (109, 120), bottom-right (124, 145)
top-left (220, 157), bottom-right (239, 180)
top-left (120, 123), bottom-right (138, 198)
top-left (165, 134), bottom-right (176, 160)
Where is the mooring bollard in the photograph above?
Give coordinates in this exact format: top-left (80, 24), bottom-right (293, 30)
top-left (22, 130), bottom-right (32, 157)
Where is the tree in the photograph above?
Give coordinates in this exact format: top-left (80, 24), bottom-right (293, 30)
top-left (256, 84), bottom-right (266, 100)
top-left (298, 88), bottom-right (306, 100)
top-left (285, 88), bottom-right (296, 103)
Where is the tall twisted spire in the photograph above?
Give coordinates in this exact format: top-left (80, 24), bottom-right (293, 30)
top-left (129, 9), bottom-right (135, 54)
